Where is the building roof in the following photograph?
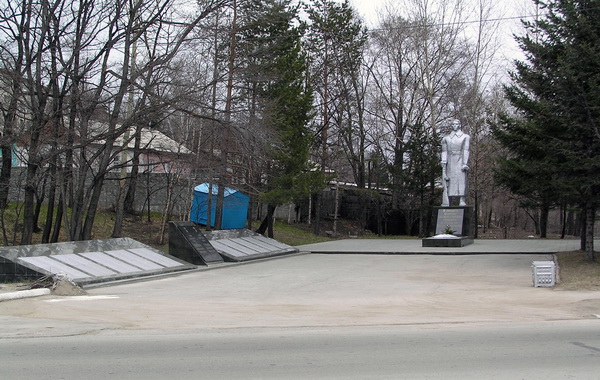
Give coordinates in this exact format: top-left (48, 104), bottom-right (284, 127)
top-left (194, 183), bottom-right (247, 198)
top-left (113, 127), bottom-right (192, 155)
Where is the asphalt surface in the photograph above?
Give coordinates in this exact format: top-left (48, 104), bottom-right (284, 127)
top-left (1, 239), bottom-right (599, 338)
top-left (3, 321), bottom-right (600, 379)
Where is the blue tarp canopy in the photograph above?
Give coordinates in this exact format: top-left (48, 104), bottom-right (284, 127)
top-left (189, 183), bottom-right (249, 229)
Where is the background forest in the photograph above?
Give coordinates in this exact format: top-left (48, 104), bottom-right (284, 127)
top-left (0, 0), bottom-right (597, 260)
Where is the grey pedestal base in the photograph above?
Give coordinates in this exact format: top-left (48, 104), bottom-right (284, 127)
top-left (422, 236), bottom-right (474, 247)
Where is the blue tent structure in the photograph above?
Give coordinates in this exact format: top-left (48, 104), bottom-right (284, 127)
top-left (189, 183), bottom-right (249, 229)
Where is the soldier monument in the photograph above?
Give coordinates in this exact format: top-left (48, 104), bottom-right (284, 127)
top-left (423, 119), bottom-right (474, 247)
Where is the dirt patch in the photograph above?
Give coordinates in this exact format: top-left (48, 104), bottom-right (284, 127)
top-left (556, 250), bottom-right (600, 290)
top-left (52, 278), bottom-right (87, 296)
top-left (0, 276), bottom-right (87, 296)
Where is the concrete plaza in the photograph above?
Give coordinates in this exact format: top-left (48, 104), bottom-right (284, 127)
top-left (297, 237), bottom-right (585, 255)
top-left (1, 238), bottom-right (599, 338)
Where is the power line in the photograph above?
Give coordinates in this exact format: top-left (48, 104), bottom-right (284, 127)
top-left (367, 14), bottom-right (538, 33)
top-left (364, 2), bottom-right (600, 32)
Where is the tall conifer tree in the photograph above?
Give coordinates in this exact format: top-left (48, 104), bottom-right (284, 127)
top-left (495, 0), bottom-right (600, 260)
top-left (243, 0), bottom-right (320, 237)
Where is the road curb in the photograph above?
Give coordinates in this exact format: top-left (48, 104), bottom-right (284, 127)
top-left (0, 288), bottom-right (50, 302)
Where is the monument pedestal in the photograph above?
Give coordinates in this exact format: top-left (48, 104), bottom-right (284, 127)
top-left (422, 206), bottom-right (474, 247)
top-left (422, 235), bottom-right (474, 247)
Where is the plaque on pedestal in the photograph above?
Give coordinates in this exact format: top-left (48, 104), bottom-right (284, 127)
top-left (422, 206), bottom-right (474, 247)
top-left (434, 207), bottom-right (473, 236)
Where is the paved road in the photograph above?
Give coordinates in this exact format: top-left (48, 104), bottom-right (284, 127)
top-left (2, 321), bottom-right (600, 379)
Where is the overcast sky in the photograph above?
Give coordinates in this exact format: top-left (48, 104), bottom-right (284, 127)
top-left (344, 0), bottom-right (534, 65)
top-left (346, 0), bottom-right (533, 26)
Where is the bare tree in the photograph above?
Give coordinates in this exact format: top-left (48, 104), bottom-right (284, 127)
top-left (366, 1), bottom-right (472, 235)
top-left (304, 0), bottom-right (366, 234)
top-left (0, 0), bottom-right (229, 244)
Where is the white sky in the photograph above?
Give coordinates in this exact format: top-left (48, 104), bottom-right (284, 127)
top-left (345, 0), bottom-right (534, 73)
top-left (347, 0), bottom-right (533, 27)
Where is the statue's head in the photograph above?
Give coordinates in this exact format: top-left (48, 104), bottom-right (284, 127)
top-left (449, 119), bottom-right (461, 131)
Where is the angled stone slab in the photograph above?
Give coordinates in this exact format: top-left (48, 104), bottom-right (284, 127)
top-left (52, 254), bottom-right (117, 277)
top-left (216, 238), bottom-right (262, 255)
top-left (128, 247), bottom-right (185, 268)
top-left (19, 256), bottom-right (90, 280)
top-left (208, 240), bottom-right (250, 259)
top-left (253, 235), bottom-right (294, 250)
top-left (82, 251), bottom-right (144, 273)
top-left (204, 229), bottom-right (299, 262)
top-left (0, 238), bottom-right (196, 284)
top-left (103, 249), bottom-right (164, 271)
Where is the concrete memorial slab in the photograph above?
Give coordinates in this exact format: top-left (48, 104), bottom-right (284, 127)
top-left (204, 229), bottom-right (299, 262)
top-left (52, 253), bottom-right (117, 277)
top-left (0, 238), bottom-right (196, 284)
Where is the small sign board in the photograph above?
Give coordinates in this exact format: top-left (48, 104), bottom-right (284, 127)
top-left (435, 208), bottom-right (464, 235)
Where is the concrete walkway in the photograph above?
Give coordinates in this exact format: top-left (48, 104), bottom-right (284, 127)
top-left (1, 238), bottom-right (598, 339)
top-left (2, 251), bottom-right (600, 339)
top-left (298, 238), bottom-right (586, 255)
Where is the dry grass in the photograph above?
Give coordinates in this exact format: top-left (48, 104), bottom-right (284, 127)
top-left (555, 251), bottom-right (600, 290)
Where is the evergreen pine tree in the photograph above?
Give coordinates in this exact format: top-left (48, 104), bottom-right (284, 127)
top-left (494, 0), bottom-right (600, 260)
top-left (241, 0), bottom-right (321, 237)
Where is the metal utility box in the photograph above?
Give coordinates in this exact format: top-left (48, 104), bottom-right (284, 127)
top-left (532, 261), bottom-right (556, 287)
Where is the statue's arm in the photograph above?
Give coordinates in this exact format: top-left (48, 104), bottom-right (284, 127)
top-left (462, 135), bottom-right (470, 169)
top-left (441, 137), bottom-right (448, 178)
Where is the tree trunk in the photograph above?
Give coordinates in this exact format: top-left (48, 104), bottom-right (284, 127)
top-left (21, 163), bottom-right (39, 245)
top-left (158, 174), bottom-right (175, 246)
top-left (418, 188), bottom-right (426, 237)
top-left (525, 208), bottom-right (540, 236)
top-left (566, 208), bottom-right (576, 236)
top-left (580, 202), bottom-right (586, 251)
top-left (124, 130), bottom-right (142, 215)
top-left (560, 202), bottom-right (567, 239)
top-left (404, 209), bottom-right (412, 236)
top-left (112, 180), bottom-right (128, 238)
top-left (377, 196), bottom-right (383, 236)
top-left (214, 181), bottom-right (225, 230)
top-left (21, 107), bottom-right (45, 244)
top-left (42, 170), bottom-right (56, 243)
top-left (206, 182), bottom-right (213, 229)
top-left (539, 203), bottom-right (549, 238)
top-left (0, 104), bottom-right (16, 211)
top-left (359, 191), bottom-right (367, 230)
top-left (473, 191), bottom-right (479, 238)
top-left (81, 175), bottom-right (106, 240)
top-left (69, 158), bottom-right (88, 240)
top-left (584, 200), bottom-right (595, 262)
top-left (256, 204), bottom-right (276, 238)
top-left (332, 183), bottom-right (339, 235)
top-left (51, 193), bottom-right (64, 243)
top-left (312, 192), bottom-right (322, 235)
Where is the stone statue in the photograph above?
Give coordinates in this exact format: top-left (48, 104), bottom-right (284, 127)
top-left (441, 119), bottom-right (470, 206)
